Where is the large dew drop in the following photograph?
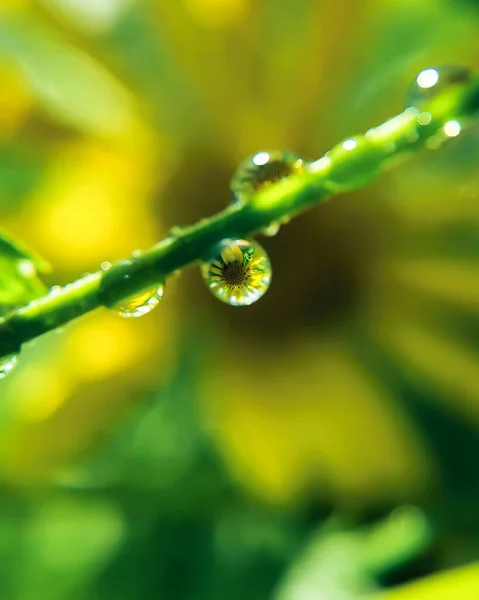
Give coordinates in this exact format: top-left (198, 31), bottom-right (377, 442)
top-left (230, 150), bottom-right (307, 237)
top-left (231, 150), bottom-right (307, 202)
top-left (201, 239), bottom-right (272, 306)
top-left (110, 284), bottom-right (165, 318)
top-left (0, 354), bottom-right (17, 380)
top-left (405, 65), bottom-right (472, 109)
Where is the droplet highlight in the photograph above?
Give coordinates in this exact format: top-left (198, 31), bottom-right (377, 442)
top-left (262, 222), bottom-right (281, 237)
top-left (231, 150), bottom-right (307, 203)
top-left (0, 354), bottom-right (17, 379)
top-left (443, 120), bottom-right (461, 137)
top-left (202, 239), bottom-right (272, 306)
top-left (405, 65), bottom-right (472, 109)
top-left (109, 284), bottom-right (165, 318)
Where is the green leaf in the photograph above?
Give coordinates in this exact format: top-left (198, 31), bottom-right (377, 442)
top-left (0, 17), bottom-right (139, 139)
top-left (274, 509), bottom-right (433, 600)
top-left (0, 229), bottom-right (50, 310)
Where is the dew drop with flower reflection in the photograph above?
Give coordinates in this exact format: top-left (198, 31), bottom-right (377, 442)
top-left (231, 150), bottom-right (307, 203)
top-left (201, 239), bottom-right (272, 306)
top-left (230, 150), bottom-right (308, 236)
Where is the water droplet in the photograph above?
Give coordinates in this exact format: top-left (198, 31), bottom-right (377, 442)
top-left (109, 284), bottom-right (165, 318)
top-left (342, 138), bottom-right (357, 151)
top-left (262, 222), bottom-right (280, 237)
top-left (169, 226), bottom-right (184, 237)
top-left (231, 150), bottom-right (307, 236)
top-left (231, 150), bottom-right (307, 204)
top-left (417, 112), bottom-right (432, 126)
top-left (201, 239), bottom-right (272, 306)
top-left (308, 155), bottom-right (332, 174)
top-left (17, 259), bottom-right (35, 278)
top-left (443, 120), bottom-right (461, 137)
top-left (405, 65), bottom-right (472, 109)
top-left (0, 354), bottom-right (17, 379)
top-left (100, 261), bottom-right (112, 271)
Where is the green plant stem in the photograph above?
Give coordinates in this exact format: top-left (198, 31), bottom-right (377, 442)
top-left (0, 77), bottom-right (478, 356)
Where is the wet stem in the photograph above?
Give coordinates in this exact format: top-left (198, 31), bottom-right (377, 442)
top-left (0, 75), bottom-right (478, 357)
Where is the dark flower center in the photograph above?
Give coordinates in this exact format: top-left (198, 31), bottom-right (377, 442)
top-left (253, 160), bottom-right (295, 190)
top-left (222, 262), bottom-right (246, 286)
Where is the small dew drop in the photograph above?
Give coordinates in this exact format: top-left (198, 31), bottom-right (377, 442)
top-left (262, 222), bottom-right (281, 237)
top-left (443, 120), bottom-right (461, 137)
top-left (17, 259), bottom-right (36, 278)
top-left (109, 284), bottom-right (165, 318)
top-left (50, 285), bottom-right (62, 295)
top-left (405, 65), bottom-right (472, 109)
top-left (201, 239), bottom-right (272, 307)
top-left (0, 354), bottom-right (17, 380)
top-left (342, 138), bottom-right (357, 151)
top-left (169, 226), bottom-right (184, 237)
top-left (417, 68), bottom-right (439, 89)
top-left (230, 150), bottom-right (308, 204)
top-left (308, 155), bottom-right (332, 174)
top-left (417, 112), bottom-right (432, 126)
top-left (100, 261), bottom-right (112, 271)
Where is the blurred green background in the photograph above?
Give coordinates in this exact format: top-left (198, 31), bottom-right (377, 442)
top-left (0, 0), bottom-right (479, 598)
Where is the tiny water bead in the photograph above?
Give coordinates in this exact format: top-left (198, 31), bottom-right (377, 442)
top-left (231, 150), bottom-right (307, 204)
top-left (0, 354), bottom-right (17, 379)
top-left (201, 239), bottom-right (272, 306)
top-left (109, 284), bottom-right (165, 318)
top-left (405, 65), bottom-right (472, 109)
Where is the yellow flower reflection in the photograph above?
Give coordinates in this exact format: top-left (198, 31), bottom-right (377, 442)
top-left (202, 238), bottom-right (272, 306)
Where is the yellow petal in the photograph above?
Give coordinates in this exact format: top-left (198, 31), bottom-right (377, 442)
top-left (375, 314), bottom-right (479, 423)
top-left (377, 258), bottom-right (479, 314)
top-left (369, 562), bottom-right (479, 600)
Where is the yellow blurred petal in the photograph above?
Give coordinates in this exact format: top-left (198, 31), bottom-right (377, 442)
top-left (370, 562), bottom-right (479, 600)
top-left (387, 170), bottom-right (479, 228)
top-left (10, 368), bottom-right (72, 423)
top-left (375, 315), bottom-right (479, 423)
top-left (63, 311), bottom-right (158, 382)
top-left (185, 0), bottom-right (249, 29)
top-left (0, 63), bottom-right (33, 135)
top-left (203, 338), bottom-right (432, 505)
top-left (0, 0), bottom-right (29, 14)
top-left (378, 258), bottom-right (479, 314)
top-left (18, 141), bottom-right (160, 267)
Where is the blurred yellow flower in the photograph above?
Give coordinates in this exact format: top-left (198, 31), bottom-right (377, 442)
top-left (0, 0), bottom-right (477, 514)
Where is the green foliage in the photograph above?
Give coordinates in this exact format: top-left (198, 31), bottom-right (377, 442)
top-left (0, 229), bottom-right (49, 309)
top-left (1, 1), bottom-right (479, 599)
